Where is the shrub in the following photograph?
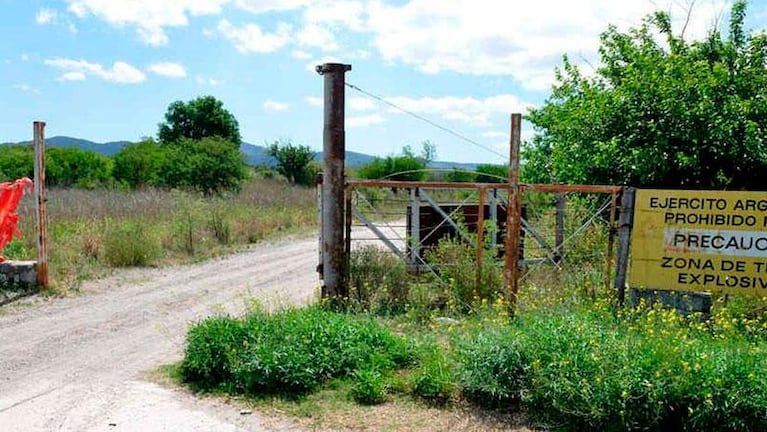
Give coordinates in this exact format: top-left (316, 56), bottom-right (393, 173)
top-left (410, 343), bottom-right (456, 403)
top-left (348, 245), bottom-right (410, 314)
top-left (458, 327), bottom-right (526, 406)
top-left (181, 307), bottom-right (414, 395)
top-left (352, 366), bottom-right (389, 405)
top-left (425, 235), bottom-right (504, 313)
top-left (180, 316), bottom-right (245, 388)
top-left (461, 304), bottom-right (767, 432)
top-left (103, 222), bottom-right (160, 267)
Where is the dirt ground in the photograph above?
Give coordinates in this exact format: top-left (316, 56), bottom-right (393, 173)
top-left (0, 233), bottom-right (534, 432)
top-left (0, 236), bottom-right (317, 432)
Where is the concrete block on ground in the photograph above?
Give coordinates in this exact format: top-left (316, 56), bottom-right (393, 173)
top-left (629, 288), bottom-right (712, 319)
top-left (0, 260), bottom-right (38, 305)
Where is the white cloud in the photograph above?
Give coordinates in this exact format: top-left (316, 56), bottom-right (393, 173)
top-left (66, 0), bottom-right (228, 45)
top-left (14, 84), bottom-right (41, 94)
top-left (196, 76), bottom-right (222, 86)
top-left (45, 58), bottom-right (146, 83)
top-left (291, 50), bottom-right (313, 60)
top-left (263, 100), bottom-right (289, 112)
top-left (36, 8), bottom-right (58, 24)
top-left (59, 71), bottom-right (86, 81)
top-left (385, 94), bottom-right (532, 127)
top-left (347, 114), bottom-right (386, 128)
top-left (217, 19), bottom-right (292, 53)
top-left (303, 0), bottom-right (365, 31)
top-left (20, 53), bottom-right (30, 61)
top-left (234, 0), bottom-right (311, 13)
top-left (149, 62), bottom-right (187, 78)
top-left (295, 24), bottom-right (337, 51)
top-left (305, 56), bottom-right (341, 73)
top-left (305, 96), bottom-right (322, 106)
top-left (364, 0), bottom-right (731, 90)
top-left (349, 97), bottom-right (376, 111)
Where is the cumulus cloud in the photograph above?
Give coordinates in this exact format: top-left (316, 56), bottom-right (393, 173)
top-left (14, 84), bottom-right (41, 94)
top-left (263, 100), bottom-right (289, 112)
top-left (45, 58), bottom-right (146, 83)
top-left (148, 62), bottom-right (187, 78)
top-left (36, 8), bottom-right (58, 25)
top-left (385, 94), bottom-right (532, 127)
top-left (196, 76), bottom-right (223, 86)
top-left (304, 96), bottom-right (322, 106)
top-left (347, 114), bottom-right (386, 128)
top-left (66, 0), bottom-right (228, 45)
top-left (363, 0), bottom-right (732, 89)
top-left (217, 19), bottom-right (292, 53)
top-left (349, 97), bottom-right (376, 111)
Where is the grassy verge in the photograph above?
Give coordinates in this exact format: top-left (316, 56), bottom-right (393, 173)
top-left (4, 178), bottom-right (316, 293)
top-left (174, 239), bottom-right (767, 432)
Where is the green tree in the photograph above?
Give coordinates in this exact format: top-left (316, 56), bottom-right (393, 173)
top-left (161, 137), bottom-right (247, 194)
top-left (475, 164), bottom-right (508, 183)
top-left (46, 147), bottom-right (113, 188)
top-left (155, 96), bottom-right (247, 193)
top-left (113, 139), bottom-right (165, 188)
top-left (525, 0), bottom-right (767, 189)
top-left (356, 142), bottom-right (436, 181)
top-left (158, 96), bottom-right (242, 147)
top-left (266, 140), bottom-right (318, 185)
top-left (0, 145), bottom-right (34, 181)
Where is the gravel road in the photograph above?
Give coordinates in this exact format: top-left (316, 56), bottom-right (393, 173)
top-left (0, 236), bottom-right (319, 432)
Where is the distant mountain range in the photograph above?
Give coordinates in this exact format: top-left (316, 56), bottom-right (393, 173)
top-left (1, 136), bottom-right (480, 170)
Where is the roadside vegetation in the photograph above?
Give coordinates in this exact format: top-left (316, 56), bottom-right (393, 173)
top-left (178, 238), bottom-right (767, 432)
top-left (0, 95), bottom-right (318, 292)
top-left (175, 2), bottom-right (767, 431)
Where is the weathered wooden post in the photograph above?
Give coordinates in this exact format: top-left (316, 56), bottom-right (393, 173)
top-left (33, 121), bottom-right (49, 289)
top-left (614, 187), bottom-right (635, 306)
top-left (317, 63), bottom-right (351, 299)
top-left (504, 113), bottom-right (522, 310)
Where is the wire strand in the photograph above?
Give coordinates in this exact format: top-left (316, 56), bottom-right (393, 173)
top-left (345, 82), bottom-right (510, 161)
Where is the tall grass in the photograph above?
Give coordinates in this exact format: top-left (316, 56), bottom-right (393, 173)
top-left (5, 178), bottom-right (316, 291)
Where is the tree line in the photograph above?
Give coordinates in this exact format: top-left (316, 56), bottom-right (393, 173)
top-left (0, 96), bottom-right (321, 193)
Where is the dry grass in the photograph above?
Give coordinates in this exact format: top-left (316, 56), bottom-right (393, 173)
top-left (7, 178), bottom-right (316, 293)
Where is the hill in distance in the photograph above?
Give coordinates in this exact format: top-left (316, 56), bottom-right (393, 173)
top-left (1, 136), bottom-right (480, 170)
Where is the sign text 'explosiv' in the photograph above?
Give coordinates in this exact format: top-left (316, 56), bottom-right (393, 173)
top-left (630, 190), bottom-right (767, 296)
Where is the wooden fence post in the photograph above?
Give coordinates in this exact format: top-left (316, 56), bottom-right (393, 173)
top-left (614, 187), bottom-right (635, 306)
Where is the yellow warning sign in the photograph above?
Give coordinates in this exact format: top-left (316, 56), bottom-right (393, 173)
top-left (630, 189), bottom-right (767, 296)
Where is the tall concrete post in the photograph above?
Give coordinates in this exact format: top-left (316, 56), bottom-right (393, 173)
top-left (316, 63), bottom-right (351, 299)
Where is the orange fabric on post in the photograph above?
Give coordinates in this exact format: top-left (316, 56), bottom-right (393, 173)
top-left (0, 178), bottom-right (34, 262)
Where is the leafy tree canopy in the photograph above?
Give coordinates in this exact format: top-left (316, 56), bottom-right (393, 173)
top-left (266, 139), bottom-right (318, 186)
top-left (113, 139), bottom-right (165, 189)
top-left (161, 137), bottom-right (247, 194)
top-left (357, 141), bottom-right (436, 181)
top-left (158, 96), bottom-right (242, 147)
top-left (524, 0), bottom-right (767, 189)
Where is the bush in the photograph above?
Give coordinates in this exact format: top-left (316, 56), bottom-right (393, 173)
top-left (460, 304), bottom-right (767, 431)
top-left (352, 366), bottom-right (389, 405)
top-left (181, 307), bottom-right (414, 395)
top-left (348, 245), bottom-right (410, 313)
top-left (103, 222), bottom-right (160, 267)
top-left (425, 236), bottom-right (504, 313)
top-left (410, 343), bottom-right (456, 403)
top-left (458, 327), bottom-right (526, 406)
top-left (180, 316), bottom-right (245, 388)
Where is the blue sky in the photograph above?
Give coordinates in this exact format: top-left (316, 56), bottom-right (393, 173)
top-left (1, 0), bottom-right (765, 163)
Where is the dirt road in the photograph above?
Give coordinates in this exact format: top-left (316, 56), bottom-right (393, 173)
top-left (0, 236), bottom-right (319, 432)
